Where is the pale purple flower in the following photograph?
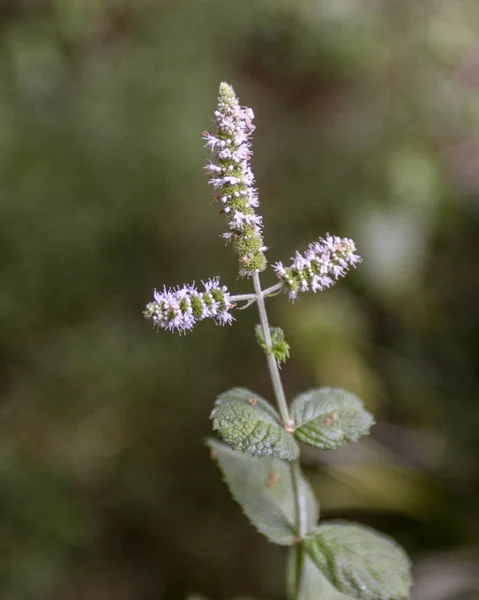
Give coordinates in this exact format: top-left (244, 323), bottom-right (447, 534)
top-left (144, 277), bottom-right (234, 333)
top-left (203, 82), bottom-right (267, 276)
top-left (273, 234), bottom-right (362, 300)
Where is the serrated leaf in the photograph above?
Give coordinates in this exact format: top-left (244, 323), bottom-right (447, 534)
top-left (255, 324), bottom-right (291, 365)
top-left (287, 547), bottom-right (353, 600)
top-left (211, 388), bottom-right (300, 460)
top-left (207, 439), bottom-right (318, 546)
top-left (303, 523), bottom-right (412, 600)
top-left (291, 388), bottom-right (374, 450)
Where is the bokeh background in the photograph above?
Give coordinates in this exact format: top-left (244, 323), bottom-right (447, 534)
top-left (1, 0), bottom-right (478, 598)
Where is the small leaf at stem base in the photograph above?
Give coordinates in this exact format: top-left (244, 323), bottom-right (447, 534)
top-left (255, 324), bottom-right (291, 365)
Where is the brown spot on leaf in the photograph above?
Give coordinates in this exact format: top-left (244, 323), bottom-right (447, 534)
top-left (325, 411), bottom-right (338, 426)
top-left (265, 472), bottom-right (279, 488)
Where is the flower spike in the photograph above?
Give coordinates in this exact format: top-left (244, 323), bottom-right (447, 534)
top-left (204, 82), bottom-right (267, 277)
top-left (273, 234), bottom-right (361, 300)
top-left (144, 278), bottom-right (234, 333)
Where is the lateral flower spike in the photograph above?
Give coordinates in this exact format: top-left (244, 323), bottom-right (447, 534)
top-left (203, 82), bottom-right (267, 277)
top-left (273, 234), bottom-right (362, 300)
top-left (143, 277), bottom-right (234, 334)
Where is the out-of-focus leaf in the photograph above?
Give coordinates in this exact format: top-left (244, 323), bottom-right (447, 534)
top-left (303, 523), bottom-right (412, 600)
top-left (211, 388), bottom-right (300, 460)
top-left (287, 547), bottom-right (353, 600)
top-left (207, 439), bottom-right (318, 546)
top-left (291, 388), bottom-right (374, 450)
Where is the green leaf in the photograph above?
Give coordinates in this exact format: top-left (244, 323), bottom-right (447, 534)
top-left (291, 388), bottom-right (374, 450)
top-left (255, 324), bottom-right (291, 364)
top-left (211, 388), bottom-right (300, 460)
top-left (207, 439), bottom-right (318, 546)
top-left (303, 523), bottom-right (412, 600)
top-left (287, 547), bottom-right (353, 600)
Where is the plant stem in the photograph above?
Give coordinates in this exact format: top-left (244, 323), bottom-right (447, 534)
top-left (261, 281), bottom-right (284, 297)
top-left (231, 282), bottom-right (284, 311)
top-left (252, 271), bottom-right (307, 600)
top-left (252, 272), bottom-right (290, 427)
top-left (290, 459), bottom-right (307, 539)
top-left (231, 283), bottom-right (283, 303)
top-left (230, 292), bottom-right (257, 302)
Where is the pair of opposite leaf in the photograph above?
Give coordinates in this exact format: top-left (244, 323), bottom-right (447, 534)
top-left (210, 387), bottom-right (375, 461)
top-left (206, 439), bottom-right (412, 600)
top-left (209, 391), bottom-right (412, 600)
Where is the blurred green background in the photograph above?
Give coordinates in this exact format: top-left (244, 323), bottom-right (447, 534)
top-left (1, 0), bottom-right (478, 598)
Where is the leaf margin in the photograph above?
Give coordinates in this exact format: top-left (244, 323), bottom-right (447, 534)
top-left (211, 387), bottom-right (300, 460)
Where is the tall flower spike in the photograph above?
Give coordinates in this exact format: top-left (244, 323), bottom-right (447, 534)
top-left (204, 82), bottom-right (267, 277)
top-left (143, 278), bottom-right (234, 334)
top-left (273, 234), bottom-right (362, 300)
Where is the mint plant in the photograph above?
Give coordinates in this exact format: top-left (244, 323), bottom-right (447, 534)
top-left (144, 83), bottom-right (412, 600)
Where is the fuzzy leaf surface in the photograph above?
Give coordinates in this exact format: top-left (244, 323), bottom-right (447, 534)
top-left (286, 548), bottom-right (353, 600)
top-left (291, 388), bottom-right (374, 450)
top-left (303, 523), bottom-right (412, 600)
top-left (211, 387), bottom-right (299, 460)
top-left (207, 439), bottom-right (318, 546)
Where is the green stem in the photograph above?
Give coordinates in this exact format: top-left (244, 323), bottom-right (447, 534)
top-left (252, 272), bottom-right (290, 426)
top-left (252, 271), bottom-right (307, 600)
top-left (230, 292), bottom-right (257, 302)
top-left (291, 460), bottom-right (307, 539)
top-left (261, 281), bottom-right (284, 297)
top-left (230, 282), bottom-right (283, 304)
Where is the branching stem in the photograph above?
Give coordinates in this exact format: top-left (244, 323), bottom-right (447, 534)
top-left (230, 292), bottom-right (257, 302)
top-left (230, 282), bottom-right (283, 305)
top-left (261, 281), bottom-right (284, 297)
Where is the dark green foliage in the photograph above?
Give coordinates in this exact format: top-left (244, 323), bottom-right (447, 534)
top-left (211, 388), bottom-right (300, 459)
top-left (291, 388), bottom-right (374, 450)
